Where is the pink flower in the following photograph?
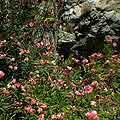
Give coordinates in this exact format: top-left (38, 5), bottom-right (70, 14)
top-left (11, 79), bottom-right (17, 84)
top-left (82, 59), bottom-right (89, 65)
top-left (37, 108), bottom-right (43, 114)
top-left (57, 79), bottom-right (65, 86)
top-left (0, 53), bottom-right (6, 59)
top-left (51, 114), bottom-right (57, 120)
top-left (24, 105), bottom-right (36, 115)
top-left (0, 71), bottom-right (5, 80)
top-left (112, 42), bottom-right (117, 47)
top-left (14, 66), bottom-right (18, 71)
top-left (38, 114), bottom-right (44, 120)
top-left (19, 49), bottom-right (25, 55)
top-left (40, 41), bottom-right (44, 46)
top-left (24, 105), bottom-right (32, 112)
top-left (83, 85), bottom-right (93, 94)
top-left (48, 76), bottom-right (52, 81)
top-left (9, 65), bottom-right (13, 70)
top-left (31, 98), bottom-right (36, 105)
top-left (14, 82), bottom-right (22, 89)
top-left (85, 111), bottom-right (99, 120)
top-left (60, 55), bottom-right (64, 61)
top-left (90, 53), bottom-right (103, 60)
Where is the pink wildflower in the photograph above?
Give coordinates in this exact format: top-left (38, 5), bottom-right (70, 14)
top-left (57, 79), bottom-right (65, 86)
top-left (51, 114), bottom-right (57, 120)
top-left (11, 78), bottom-right (17, 84)
top-left (90, 53), bottom-right (103, 60)
top-left (38, 114), bottom-right (44, 120)
top-left (24, 105), bottom-right (36, 115)
top-left (9, 65), bottom-right (13, 70)
top-left (48, 76), bottom-right (52, 81)
top-left (14, 82), bottom-right (22, 89)
top-left (0, 53), bottom-right (6, 59)
top-left (82, 59), bottom-right (89, 65)
top-left (83, 85), bottom-right (93, 94)
top-left (37, 108), bottom-right (43, 114)
top-left (31, 98), bottom-right (37, 105)
top-left (0, 71), bottom-right (5, 80)
top-left (85, 111), bottom-right (99, 120)
top-left (14, 66), bottom-right (18, 71)
top-left (112, 42), bottom-right (117, 47)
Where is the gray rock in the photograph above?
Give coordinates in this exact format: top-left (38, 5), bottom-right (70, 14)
top-left (57, 31), bottom-right (76, 43)
top-left (61, 1), bottom-right (92, 22)
top-left (57, 0), bottom-right (120, 58)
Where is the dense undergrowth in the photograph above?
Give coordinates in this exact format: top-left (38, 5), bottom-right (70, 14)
top-left (0, 0), bottom-right (120, 120)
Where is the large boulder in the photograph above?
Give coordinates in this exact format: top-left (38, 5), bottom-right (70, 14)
top-left (57, 31), bottom-right (76, 59)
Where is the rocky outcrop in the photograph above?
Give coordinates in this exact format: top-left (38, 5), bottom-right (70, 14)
top-left (57, 31), bottom-right (76, 59)
top-left (57, 0), bottom-right (120, 58)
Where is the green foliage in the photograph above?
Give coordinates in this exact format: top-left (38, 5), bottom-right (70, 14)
top-left (0, 0), bottom-right (120, 120)
top-left (0, 95), bottom-right (25, 120)
top-left (112, 69), bottom-right (120, 92)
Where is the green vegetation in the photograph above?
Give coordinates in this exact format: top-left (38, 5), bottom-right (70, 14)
top-left (0, 0), bottom-right (120, 120)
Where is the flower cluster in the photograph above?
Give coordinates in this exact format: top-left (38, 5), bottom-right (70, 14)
top-left (75, 81), bottom-right (98, 97)
top-left (85, 111), bottom-right (99, 120)
top-left (24, 97), bottom-right (48, 117)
